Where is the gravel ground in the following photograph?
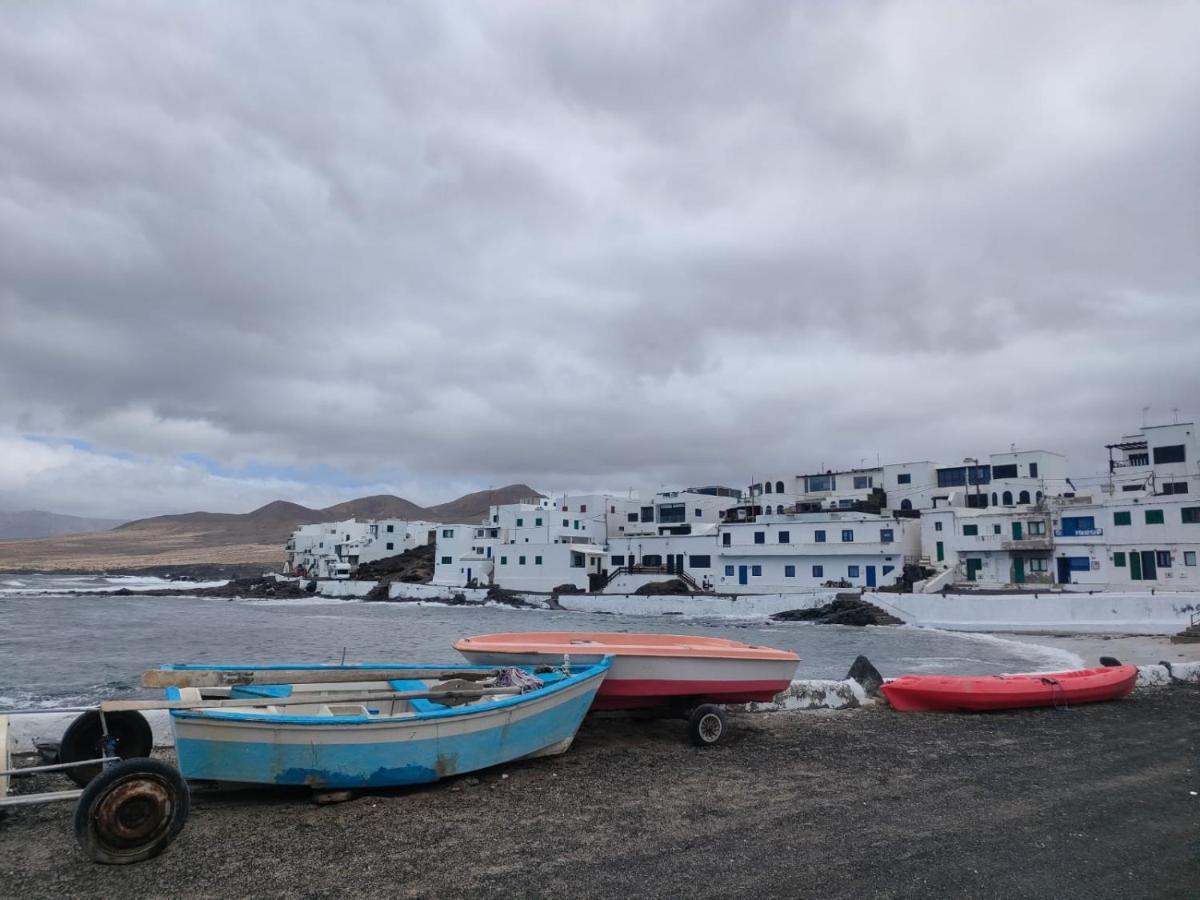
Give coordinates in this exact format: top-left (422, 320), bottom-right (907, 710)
top-left (2, 687), bottom-right (1197, 900)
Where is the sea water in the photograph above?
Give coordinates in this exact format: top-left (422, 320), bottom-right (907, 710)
top-left (0, 573), bottom-right (1083, 708)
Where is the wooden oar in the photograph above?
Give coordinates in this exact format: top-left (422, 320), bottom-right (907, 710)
top-left (142, 667), bottom-right (501, 689)
top-left (102, 686), bottom-right (522, 713)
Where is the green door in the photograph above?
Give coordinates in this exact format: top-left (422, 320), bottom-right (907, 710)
top-left (1012, 521), bottom-right (1023, 541)
top-left (1141, 551), bottom-right (1157, 580)
top-left (936, 541), bottom-right (944, 562)
top-left (966, 558), bottom-right (982, 581)
top-left (1130, 551), bottom-right (1142, 580)
top-left (1014, 557), bottom-right (1025, 583)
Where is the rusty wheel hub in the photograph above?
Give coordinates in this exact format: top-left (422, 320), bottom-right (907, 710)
top-left (94, 776), bottom-right (173, 849)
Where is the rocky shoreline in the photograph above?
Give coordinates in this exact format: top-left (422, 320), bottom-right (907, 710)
top-left (2, 686), bottom-right (1196, 898)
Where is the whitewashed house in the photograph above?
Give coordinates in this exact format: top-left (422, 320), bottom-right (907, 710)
top-left (921, 506), bottom-right (1055, 587)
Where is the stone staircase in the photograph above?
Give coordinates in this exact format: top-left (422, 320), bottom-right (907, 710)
top-left (1170, 612), bottom-right (1200, 644)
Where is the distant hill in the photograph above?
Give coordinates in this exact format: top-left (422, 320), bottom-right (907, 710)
top-left (0, 484), bottom-right (543, 572)
top-left (0, 510), bottom-right (126, 540)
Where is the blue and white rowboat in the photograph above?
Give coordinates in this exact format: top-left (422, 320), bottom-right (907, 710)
top-left (159, 660), bottom-right (610, 789)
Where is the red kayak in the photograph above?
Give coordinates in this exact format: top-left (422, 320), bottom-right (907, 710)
top-left (881, 665), bottom-right (1138, 712)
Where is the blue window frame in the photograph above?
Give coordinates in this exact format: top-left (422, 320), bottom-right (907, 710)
top-left (500, 556), bottom-right (507, 565)
top-left (815, 530), bottom-right (826, 543)
top-left (881, 528), bottom-right (894, 543)
top-left (841, 529), bottom-right (854, 542)
top-left (882, 565), bottom-right (894, 575)
top-left (897, 473), bottom-right (912, 484)
top-left (848, 565), bottom-right (860, 578)
top-left (724, 565), bottom-right (734, 576)
top-left (611, 555), bottom-right (624, 566)
top-left (751, 565), bottom-right (762, 576)
top-left (515, 518), bottom-right (523, 527)
top-left (722, 532), bottom-right (732, 546)
top-left (778, 531), bottom-right (790, 543)
top-left (784, 565), bottom-right (796, 578)
top-left (754, 531), bottom-right (765, 544)
top-left (812, 565), bottom-right (824, 577)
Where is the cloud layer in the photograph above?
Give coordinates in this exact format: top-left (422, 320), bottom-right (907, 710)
top-left (2, 1), bottom-right (1197, 517)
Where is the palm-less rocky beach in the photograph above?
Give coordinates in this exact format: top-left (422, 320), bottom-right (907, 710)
top-left (2, 686), bottom-right (1197, 899)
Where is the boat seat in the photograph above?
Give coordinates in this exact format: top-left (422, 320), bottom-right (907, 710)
top-left (390, 679), bottom-right (445, 712)
top-left (231, 684), bottom-right (293, 699)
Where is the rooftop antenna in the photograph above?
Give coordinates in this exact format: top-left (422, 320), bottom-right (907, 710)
top-left (1173, 407), bottom-right (1180, 424)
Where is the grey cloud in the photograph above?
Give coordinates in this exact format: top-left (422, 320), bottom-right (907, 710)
top-left (1, 1), bottom-right (1198, 516)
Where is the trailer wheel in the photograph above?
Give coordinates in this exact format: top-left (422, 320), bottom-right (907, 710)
top-left (74, 758), bottom-right (189, 865)
top-left (60, 711), bottom-right (154, 787)
top-left (688, 704), bottom-right (726, 747)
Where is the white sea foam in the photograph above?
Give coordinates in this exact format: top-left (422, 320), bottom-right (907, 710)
top-left (913, 627), bottom-right (1086, 672)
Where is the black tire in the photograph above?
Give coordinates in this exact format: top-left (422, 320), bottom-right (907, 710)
top-left (73, 758), bottom-right (189, 865)
top-left (60, 711), bottom-right (154, 787)
top-left (688, 704), bottom-right (726, 747)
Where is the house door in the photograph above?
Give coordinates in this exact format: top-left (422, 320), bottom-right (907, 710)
top-left (1130, 551), bottom-right (1142, 580)
top-left (666, 555), bottom-right (676, 575)
top-left (865, 565), bottom-right (877, 588)
top-left (466, 568), bottom-right (472, 584)
top-left (738, 565), bottom-right (749, 585)
top-left (1056, 557), bottom-right (1071, 584)
top-left (966, 559), bottom-right (982, 581)
top-left (1011, 521), bottom-right (1023, 541)
top-left (1014, 557), bottom-right (1025, 584)
top-left (936, 541), bottom-right (944, 562)
top-left (675, 554), bottom-right (685, 575)
top-left (1140, 551), bottom-right (1157, 580)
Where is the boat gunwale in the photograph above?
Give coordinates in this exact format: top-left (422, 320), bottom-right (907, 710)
top-left (454, 632), bottom-right (799, 662)
top-left (168, 658), bottom-right (610, 727)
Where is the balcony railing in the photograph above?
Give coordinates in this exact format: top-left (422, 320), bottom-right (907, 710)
top-left (1054, 528), bottom-right (1104, 537)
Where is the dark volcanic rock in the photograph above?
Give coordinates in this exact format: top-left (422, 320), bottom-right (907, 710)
top-left (771, 598), bottom-right (903, 627)
top-left (633, 579), bottom-right (692, 596)
top-left (352, 543), bottom-right (435, 584)
top-left (845, 655), bottom-right (885, 695)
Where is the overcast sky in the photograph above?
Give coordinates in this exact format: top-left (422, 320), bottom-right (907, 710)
top-left (2, 1), bottom-right (1197, 519)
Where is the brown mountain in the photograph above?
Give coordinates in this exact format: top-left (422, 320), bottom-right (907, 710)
top-left (0, 484), bottom-right (543, 572)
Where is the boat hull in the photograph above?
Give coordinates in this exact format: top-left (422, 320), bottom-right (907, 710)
top-left (455, 633), bottom-right (798, 710)
top-left (881, 665), bottom-right (1138, 713)
top-left (170, 663), bottom-right (607, 788)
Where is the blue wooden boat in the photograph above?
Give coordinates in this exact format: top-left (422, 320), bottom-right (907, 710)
top-left (156, 660), bottom-right (610, 788)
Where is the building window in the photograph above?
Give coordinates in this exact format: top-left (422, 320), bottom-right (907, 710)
top-left (695, 508), bottom-right (703, 518)
top-left (750, 565), bottom-right (762, 576)
top-left (900, 499), bottom-right (913, 510)
top-left (775, 481), bottom-right (785, 494)
top-left (934, 521), bottom-right (943, 532)
top-left (515, 519), bottom-right (523, 527)
top-left (784, 565), bottom-right (796, 577)
top-left (573, 521), bottom-right (580, 530)
top-left (534, 518), bottom-right (542, 526)
top-left (993, 524), bottom-right (1002, 535)
top-left (754, 531), bottom-right (765, 544)
top-left (1029, 462), bottom-right (1039, 477)
top-left (963, 524), bottom-right (978, 536)
top-left (764, 482), bottom-right (772, 494)
top-left (778, 531), bottom-right (790, 543)
top-left (571, 553), bottom-right (586, 568)
top-left (386, 542), bottom-right (394, 551)
top-left (1156, 551), bottom-right (1172, 568)
top-left (1113, 511), bottom-right (1132, 526)
top-left (992, 464), bottom-right (1018, 479)
top-left (1018, 490), bottom-right (1031, 504)
top-left (500, 556), bottom-right (507, 565)
top-left (806, 475), bottom-right (835, 493)
top-left (518, 556), bottom-right (526, 565)
top-left (1002, 491), bottom-right (1013, 505)
top-left (883, 565), bottom-right (895, 575)
top-left (386, 524), bottom-right (394, 533)
top-left (722, 532), bottom-right (732, 546)
top-left (640, 506), bottom-right (654, 523)
top-left (725, 565), bottom-right (735, 577)
top-left (1185, 551), bottom-right (1197, 566)
top-left (1145, 509), bottom-right (1165, 525)
top-left (642, 555), bottom-right (662, 567)
top-left (881, 528), bottom-right (894, 543)
top-left (841, 529), bottom-right (854, 542)
top-left (1162, 481), bottom-right (1190, 495)
top-left (814, 530), bottom-right (826, 543)
top-left (580, 505), bottom-right (587, 513)
top-left (627, 512), bottom-right (639, 522)
top-left (611, 555), bottom-right (625, 566)
top-left (1028, 521), bottom-right (1046, 535)
top-left (440, 556), bottom-right (452, 565)
top-left (442, 529), bottom-right (454, 538)
top-left (1152, 444), bottom-right (1186, 464)
top-left (812, 565), bottom-right (824, 577)
top-left (853, 475), bottom-right (872, 490)
top-left (848, 565), bottom-right (860, 578)
top-left (689, 555), bottom-right (712, 569)
top-left (1183, 507), bottom-right (1200, 524)
top-left (1029, 558), bottom-right (1048, 573)
top-left (897, 473), bottom-right (912, 485)
top-left (1113, 552), bottom-right (1126, 567)
top-left (659, 503), bottom-right (686, 524)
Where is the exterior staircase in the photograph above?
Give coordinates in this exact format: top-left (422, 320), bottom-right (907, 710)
top-left (1171, 611), bottom-right (1200, 644)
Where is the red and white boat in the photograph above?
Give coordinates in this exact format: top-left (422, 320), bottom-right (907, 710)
top-left (453, 632), bottom-right (799, 711)
top-left (881, 664), bottom-right (1138, 713)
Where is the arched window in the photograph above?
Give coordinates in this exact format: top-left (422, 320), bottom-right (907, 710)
top-left (900, 499), bottom-right (912, 510)
top-left (1002, 491), bottom-right (1013, 505)
top-left (765, 481), bottom-right (772, 494)
top-left (776, 505), bottom-right (784, 515)
top-left (775, 481), bottom-right (785, 494)
top-left (1036, 490), bottom-right (1043, 502)
top-left (991, 492), bottom-right (998, 506)
top-left (1018, 490), bottom-right (1030, 504)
